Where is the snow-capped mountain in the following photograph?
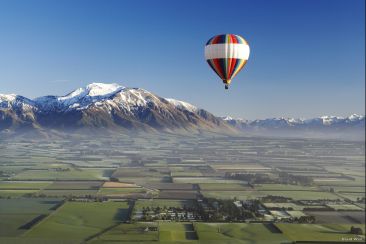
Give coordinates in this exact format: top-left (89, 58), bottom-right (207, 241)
top-left (33, 83), bottom-right (125, 111)
top-left (222, 115), bottom-right (365, 128)
top-left (0, 83), bottom-right (232, 133)
top-left (1, 82), bottom-right (364, 139)
top-left (222, 115), bottom-right (365, 140)
top-left (165, 98), bottom-right (198, 113)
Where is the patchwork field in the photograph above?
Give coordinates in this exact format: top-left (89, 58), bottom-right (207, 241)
top-left (0, 134), bottom-right (364, 243)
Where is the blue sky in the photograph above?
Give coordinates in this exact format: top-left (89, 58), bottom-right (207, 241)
top-left (0, 0), bottom-right (364, 119)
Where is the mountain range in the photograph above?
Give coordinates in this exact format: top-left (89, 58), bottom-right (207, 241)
top-left (222, 114), bottom-right (365, 130)
top-left (222, 115), bottom-right (364, 140)
top-left (0, 83), bottom-right (364, 139)
top-left (0, 83), bottom-right (232, 134)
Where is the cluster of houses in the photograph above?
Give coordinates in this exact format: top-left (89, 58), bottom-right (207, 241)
top-left (131, 197), bottom-right (361, 224)
top-left (133, 206), bottom-right (202, 221)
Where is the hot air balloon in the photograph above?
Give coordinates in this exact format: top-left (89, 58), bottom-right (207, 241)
top-left (205, 34), bottom-right (250, 89)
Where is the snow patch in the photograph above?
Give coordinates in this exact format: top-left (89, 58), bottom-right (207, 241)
top-left (166, 98), bottom-right (198, 112)
top-left (0, 94), bottom-right (17, 101)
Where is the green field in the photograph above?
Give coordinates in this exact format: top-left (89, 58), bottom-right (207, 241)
top-left (11, 167), bottom-right (112, 181)
top-left (314, 176), bottom-right (366, 187)
top-left (25, 201), bottom-right (130, 242)
top-left (45, 181), bottom-right (102, 189)
top-left (202, 190), bottom-right (265, 200)
top-left (199, 183), bottom-right (250, 191)
top-left (171, 171), bottom-right (204, 177)
top-left (0, 181), bottom-right (51, 189)
top-left (254, 184), bottom-right (320, 191)
top-left (0, 189), bottom-right (40, 197)
top-left (277, 223), bottom-right (366, 242)
top-left (0, 198), bottom-right (62, 237)
top-left (159, 222), bottom-right (198, 242)
top-left (338, 192), bottom-right (366, 202)
top-left (263, 202), bottom-right (324, 211)
top-left (327, 204), bottom-right (364, 211)
top-left (38, 189), bottom-right (99, 197)
top-left (325, 186), bottom-right (366, 193)
top-left (91, 222), bottom-right (158, 242)
top-left (98, 187), bottom-right (145, 195)
top-left (173, 177), bottom-right (243, 184)
top-left (0, 214), bottom-right (41, 237)
top-left (116, 176), bottom-right (172, 184)
top-left (112, 168), bottom-right (169, 178)
top-left (202, 190), bottom-right (341, 200)
top-left (0, 198), bottom-right (61, 215)
top-left (195, 223), bottom-right (291, 244)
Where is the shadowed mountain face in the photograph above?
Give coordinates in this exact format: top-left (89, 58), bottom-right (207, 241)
top-left (0, 83), bottom-right (234, 133)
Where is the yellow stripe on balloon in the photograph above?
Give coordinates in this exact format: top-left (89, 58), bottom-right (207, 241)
top-left (231, 59), bottom-right (247, 79)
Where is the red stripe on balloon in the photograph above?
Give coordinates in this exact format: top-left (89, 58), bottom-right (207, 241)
top-left (227, 58), bottom-right (232, 80)
top-left (212, 35), bottom-right (220, 44)
top-left (212, 59), bottom-right (225, 80)
top-left (228, 58), bottom-right (237, 80)
top-left (231, 34), bottom-right (238, 44)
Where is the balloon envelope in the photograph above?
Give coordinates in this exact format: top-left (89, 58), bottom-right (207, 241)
top-left (205, 34), bottom-right (250, 88)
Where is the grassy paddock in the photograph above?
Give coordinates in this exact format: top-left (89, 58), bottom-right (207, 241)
top-left (25, 201), bottom-right (130, 242)
top-left (276, 223), bottom-right (366, 242)
top-left (0, 181), bottom-right (51, 189)
top-left (92, 222), bottom-right (158, 242)
top-left (195, 223), bottom-right (290, 243)
top-left (0, 198), bottom-right (61, 237)
top-left (159, 222), bottom-right (198, 241)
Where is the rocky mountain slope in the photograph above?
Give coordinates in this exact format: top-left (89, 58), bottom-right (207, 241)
top-left (0, 83), bottom-right (233, 133)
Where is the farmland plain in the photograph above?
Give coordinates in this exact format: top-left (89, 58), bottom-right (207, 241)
top-left (0, 133), bottom-right (364, 243)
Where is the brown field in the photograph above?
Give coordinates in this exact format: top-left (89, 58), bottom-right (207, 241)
top-left (102, 181), bottom-right (139, 188)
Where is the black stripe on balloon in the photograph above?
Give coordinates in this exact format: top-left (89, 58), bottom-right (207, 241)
top-left (218, 58), bottom-right (228, 80)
